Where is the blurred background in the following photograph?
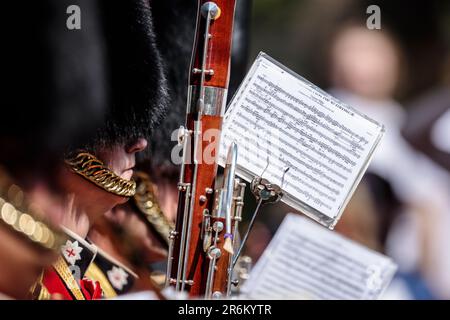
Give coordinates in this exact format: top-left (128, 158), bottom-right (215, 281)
top-left (240, 0), bottom-right (450, 300)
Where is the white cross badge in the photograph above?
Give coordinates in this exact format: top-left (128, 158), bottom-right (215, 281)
top-left (61, 240), bottom-right (83, 266)
top-left (107, 266), bottom-right (128, 290)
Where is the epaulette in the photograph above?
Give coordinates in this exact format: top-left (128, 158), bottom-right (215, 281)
top-left (85, 245), bottom-right (138, 298)
top-left (39, 228), bottom-right (102, 300)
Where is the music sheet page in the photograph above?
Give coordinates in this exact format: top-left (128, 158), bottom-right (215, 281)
top-left (219, 53), bottom-right (384, 228)
top-left (241, 214), bottom-right (397, 300)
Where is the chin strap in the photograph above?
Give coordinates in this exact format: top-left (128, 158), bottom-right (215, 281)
top-left (132, 171), bottom-right (175, 247)
top-left (65, 152), bottom-right (136, 197)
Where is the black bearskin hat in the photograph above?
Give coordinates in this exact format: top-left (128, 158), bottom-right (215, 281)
top-left (1, 0), bottom-right (107, 176)
top-left (148, 0), bottom-right (197, 170)
top-left (229, 0), bottom-right (253, 101)
top-left (87, 0), bottom-right (169, 149)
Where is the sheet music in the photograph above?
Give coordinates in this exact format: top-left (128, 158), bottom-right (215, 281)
top-left (219, 52), bottom-right (384, 228)
top-left (241, 214), bottom-right (397, 300)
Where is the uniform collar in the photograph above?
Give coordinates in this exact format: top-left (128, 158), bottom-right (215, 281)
top-left (60, 227), bottom-right (97, 279)
top-left (86, 244), bottom-right (138, 297)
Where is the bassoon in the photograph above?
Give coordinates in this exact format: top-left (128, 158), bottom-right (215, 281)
top-left (165, 0), bottom-right (242, 299)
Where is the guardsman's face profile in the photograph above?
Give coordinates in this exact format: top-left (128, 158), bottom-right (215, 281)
top-left (56, 138), bottom-right (148, 232)
top-left (96, 138), bottom-right (148, 182)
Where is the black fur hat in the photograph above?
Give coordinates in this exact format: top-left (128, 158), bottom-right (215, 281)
top-left (1, 0), bottom-right (107, 175)
top-left (148, 0), bottom-right (197, 169)
top-left (88, 0), bottom-right (169, 148)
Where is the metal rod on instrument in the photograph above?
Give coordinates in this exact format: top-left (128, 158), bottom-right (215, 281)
top-left (226, 180), bottom-right (245, 295)
top-left (169, 128), bottom-right (190, 289)
top-left (232, 198), bottom-right (263, 268)
top-left (181, 139), bottom-right (200, 290)
top-left (165, 230), bottom-right (176, 287)
top-left (178, 128), bottom-right (190, 185)
top-left (205, 221), bottom-right (222, 298)
top-left (176, 184), bottom-right (192, 291)
top-left (222, 143), bottom-right (237, 254)
top-left (198, 6), bottom-right (213, 105)
top-left (205, 255), bottom-right (216, 298)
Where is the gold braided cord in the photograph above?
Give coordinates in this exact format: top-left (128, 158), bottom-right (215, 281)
top-left (29, 272), bottom-right (52, 300)
top-left (0, 169), bottom-right (65, 252)
top-left (53, 256), bottom-right (86, 300)
top-left (85, 262), bottom-right (117, 299)
top-left (133, 171), bottom-right (174, 246)
top-left (65, 152), bottom-right (136, 197)
top-left (37, 285), bottom-right (51, 300)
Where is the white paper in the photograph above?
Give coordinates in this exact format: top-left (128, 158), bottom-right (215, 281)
top-left (219, 52), bottom-right (384, 228)
top-left (241, 214), bottom-right (397, 300)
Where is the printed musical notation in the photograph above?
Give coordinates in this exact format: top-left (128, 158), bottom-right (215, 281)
top-left (219, 53), bottom-right (384, 227)
top-left (241, 214), bottom-right (397, 300)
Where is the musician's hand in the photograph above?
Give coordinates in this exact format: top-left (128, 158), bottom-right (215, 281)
top-left (27, 180), bottom-right (90, 238)
top-left (106, 204), bottom-right (168, 263)
top-left (59, 193), bottom-right (90, 238)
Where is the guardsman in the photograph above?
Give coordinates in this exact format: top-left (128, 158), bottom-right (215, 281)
top-left (0, 0), bottom-right (107, 299)
top-left (38, 0), bottom-right (169, 300)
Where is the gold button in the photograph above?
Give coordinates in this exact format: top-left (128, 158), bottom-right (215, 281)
top-left (31, 222), bottom-right (44, 242)
top-left (145, 200), bottom-right (154, 208)
top-left (7, 184), bottom-right (24, 207)
top-left (46, 231), bottom-right (55, 249)
top-left (1, 202), bottom-right (17, 225)
top-left (19, 213), bottom-right (36, 236)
